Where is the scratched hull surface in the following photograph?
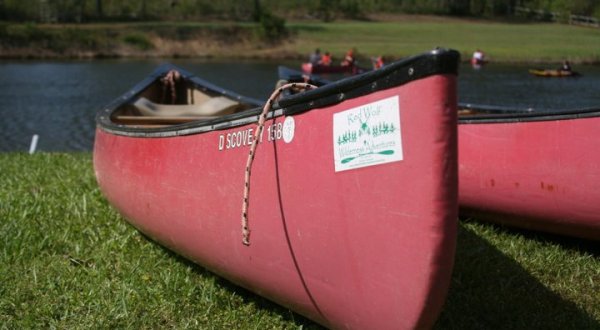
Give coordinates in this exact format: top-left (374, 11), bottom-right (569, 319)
top-left (459, 109), bottom-right (600, 240)
top-left (94, 49), bottom-right (460, 329)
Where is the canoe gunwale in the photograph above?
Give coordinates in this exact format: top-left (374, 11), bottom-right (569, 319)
top-left (458, 106), bottom-right (600, 124)
top-left (96, 48), bottom-right (460, 138)
top-left (278, 65), bottom-right (600, 125)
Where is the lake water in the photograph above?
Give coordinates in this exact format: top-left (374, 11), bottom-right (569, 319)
top-left (1, 59), bottom-right (599, 152)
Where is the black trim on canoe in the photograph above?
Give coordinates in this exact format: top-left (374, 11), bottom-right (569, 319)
top-left (278, 64), bottom-right (600, 125)
top-left (96, 48), bottom-right (460, 137)
top-left (458, 106), bottom-right (600, 124)
top-left (95, 63), bottom-right (265, 137)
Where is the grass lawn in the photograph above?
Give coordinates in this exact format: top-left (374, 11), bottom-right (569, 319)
top-left (2, 17), bottom-right (600, 63)
top-left (288, 19), bottom-right (600, 64)
top-left (1, 153), bottom-right (598, 328)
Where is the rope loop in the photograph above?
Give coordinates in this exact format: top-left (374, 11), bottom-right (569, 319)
top-left (161, 69), bottom-right (181, 104)
top-left (241, 82), bottom-right (317, 245)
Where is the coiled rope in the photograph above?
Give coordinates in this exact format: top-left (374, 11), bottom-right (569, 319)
top-left (241, 82), bottom-right (317, 245)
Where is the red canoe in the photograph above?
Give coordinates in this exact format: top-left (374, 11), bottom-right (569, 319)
top-left (94, 48), bottom-right (460, 329)
top-left (301, 62), bottom-right (365, 75)
top-left (459, 106), bottom-right (600, 240)
top-left (278, 67), bottom-right (600, 241)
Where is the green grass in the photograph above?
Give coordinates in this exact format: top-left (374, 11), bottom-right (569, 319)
top-left (0, 153), bottom-right (598, 328)
top-left (3, 18), bottom-right (600, 62)
top-left (289, 19), bottom-right (600, 63)
top-left (437, 220), bottom-right (599, 328)
top-left (122, 33), bottom-right (155, 50)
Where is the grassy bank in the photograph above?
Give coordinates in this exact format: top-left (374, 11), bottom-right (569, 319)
top-left (0, 22), bottom-right (282, 59)
top-left (0, 153), bottom-right (598, 328)
top-left (290, 18), bottom-right (600, 64)
top-left (1, 17), bottom-right (600, 63)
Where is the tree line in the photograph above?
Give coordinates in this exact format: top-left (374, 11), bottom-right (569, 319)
top-left (1, 0), bottom-right (599, 23)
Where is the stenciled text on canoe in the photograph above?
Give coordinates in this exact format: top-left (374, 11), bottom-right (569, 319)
top-left (218, 122), bottom-right (288, 151)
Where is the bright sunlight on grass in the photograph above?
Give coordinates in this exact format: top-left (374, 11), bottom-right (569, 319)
top-left (289, 19), bottom-right (600, 64)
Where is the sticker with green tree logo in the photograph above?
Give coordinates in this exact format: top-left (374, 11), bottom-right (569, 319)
top-left (333, 96), bottom-right (403, 172)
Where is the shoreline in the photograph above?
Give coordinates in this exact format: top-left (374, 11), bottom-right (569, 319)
top-left (3, 50), bottom-right (600, 65)
top-left (2, 18), bottom-right (599, 65)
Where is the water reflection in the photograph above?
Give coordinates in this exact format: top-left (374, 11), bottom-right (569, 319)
top-left (0, 60), bottom-right (599, 152)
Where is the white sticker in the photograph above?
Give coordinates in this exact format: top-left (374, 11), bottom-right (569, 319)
top-left (282, 116), bottom-right (295, 143)
top-left (333, 96), bottom-right (403, 172)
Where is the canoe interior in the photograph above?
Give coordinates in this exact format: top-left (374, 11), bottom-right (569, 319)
top-left (110, 77), bottom-right (257, 127)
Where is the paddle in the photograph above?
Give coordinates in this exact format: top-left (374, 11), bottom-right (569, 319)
top-left (341, 149), bottom-right (395, 164)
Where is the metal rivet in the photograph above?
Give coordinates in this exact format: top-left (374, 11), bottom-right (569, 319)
top-left (408, 68), bottom-right (414, 75)
top-left (338, 93), bottom-right (345, 101)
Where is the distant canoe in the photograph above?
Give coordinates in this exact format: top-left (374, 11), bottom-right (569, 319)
top-left (470, 57), bottom-right (487, 66)
top-left (94, 49), bottom-right (461, 329)
top-left (278, 65), bottom-right (330, 87)
top-left (279, 67), bottom-right (600, 240)
top-left (301, 62), bottom-right (365, 75)
top-left (529, 69), bottom-right (580, 77)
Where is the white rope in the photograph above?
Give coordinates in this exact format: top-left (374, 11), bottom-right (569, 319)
top-left (241, 82), bottom-right (317, 245)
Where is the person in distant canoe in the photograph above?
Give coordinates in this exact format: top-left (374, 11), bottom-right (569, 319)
top-left (309, 48), bottom-right (322, 65)
top-left (559, 60), bottom-right (572, 72)
top-left (320, 51), bottom-right (332, 66)
top-left (471, 49), bottom-right (485, 65)
top-left (372, 56), bottom-right (384, 69)
top-left (341, 48), bottom-right (355, 67)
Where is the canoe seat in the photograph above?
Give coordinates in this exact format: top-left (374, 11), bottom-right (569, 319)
top-left (132, 96), bottom-right (241, 117)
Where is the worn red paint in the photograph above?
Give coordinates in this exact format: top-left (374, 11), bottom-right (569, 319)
top-left (459, 116), bottom-right (600, 240)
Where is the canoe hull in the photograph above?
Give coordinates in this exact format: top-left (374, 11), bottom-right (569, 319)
top-left (95, 72), bottom-right (458, 328)
top-left (459, 114), bottom-right (600, 240)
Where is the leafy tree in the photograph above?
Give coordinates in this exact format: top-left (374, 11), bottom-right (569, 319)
top-left (257, 10), bottom-right (287, 41)
top-left (318, 0), bottom-right (338, 21)
top-left (0, 0), bottom-right (599, 22)
top-left (96, 0), bottom-right (103, 17)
